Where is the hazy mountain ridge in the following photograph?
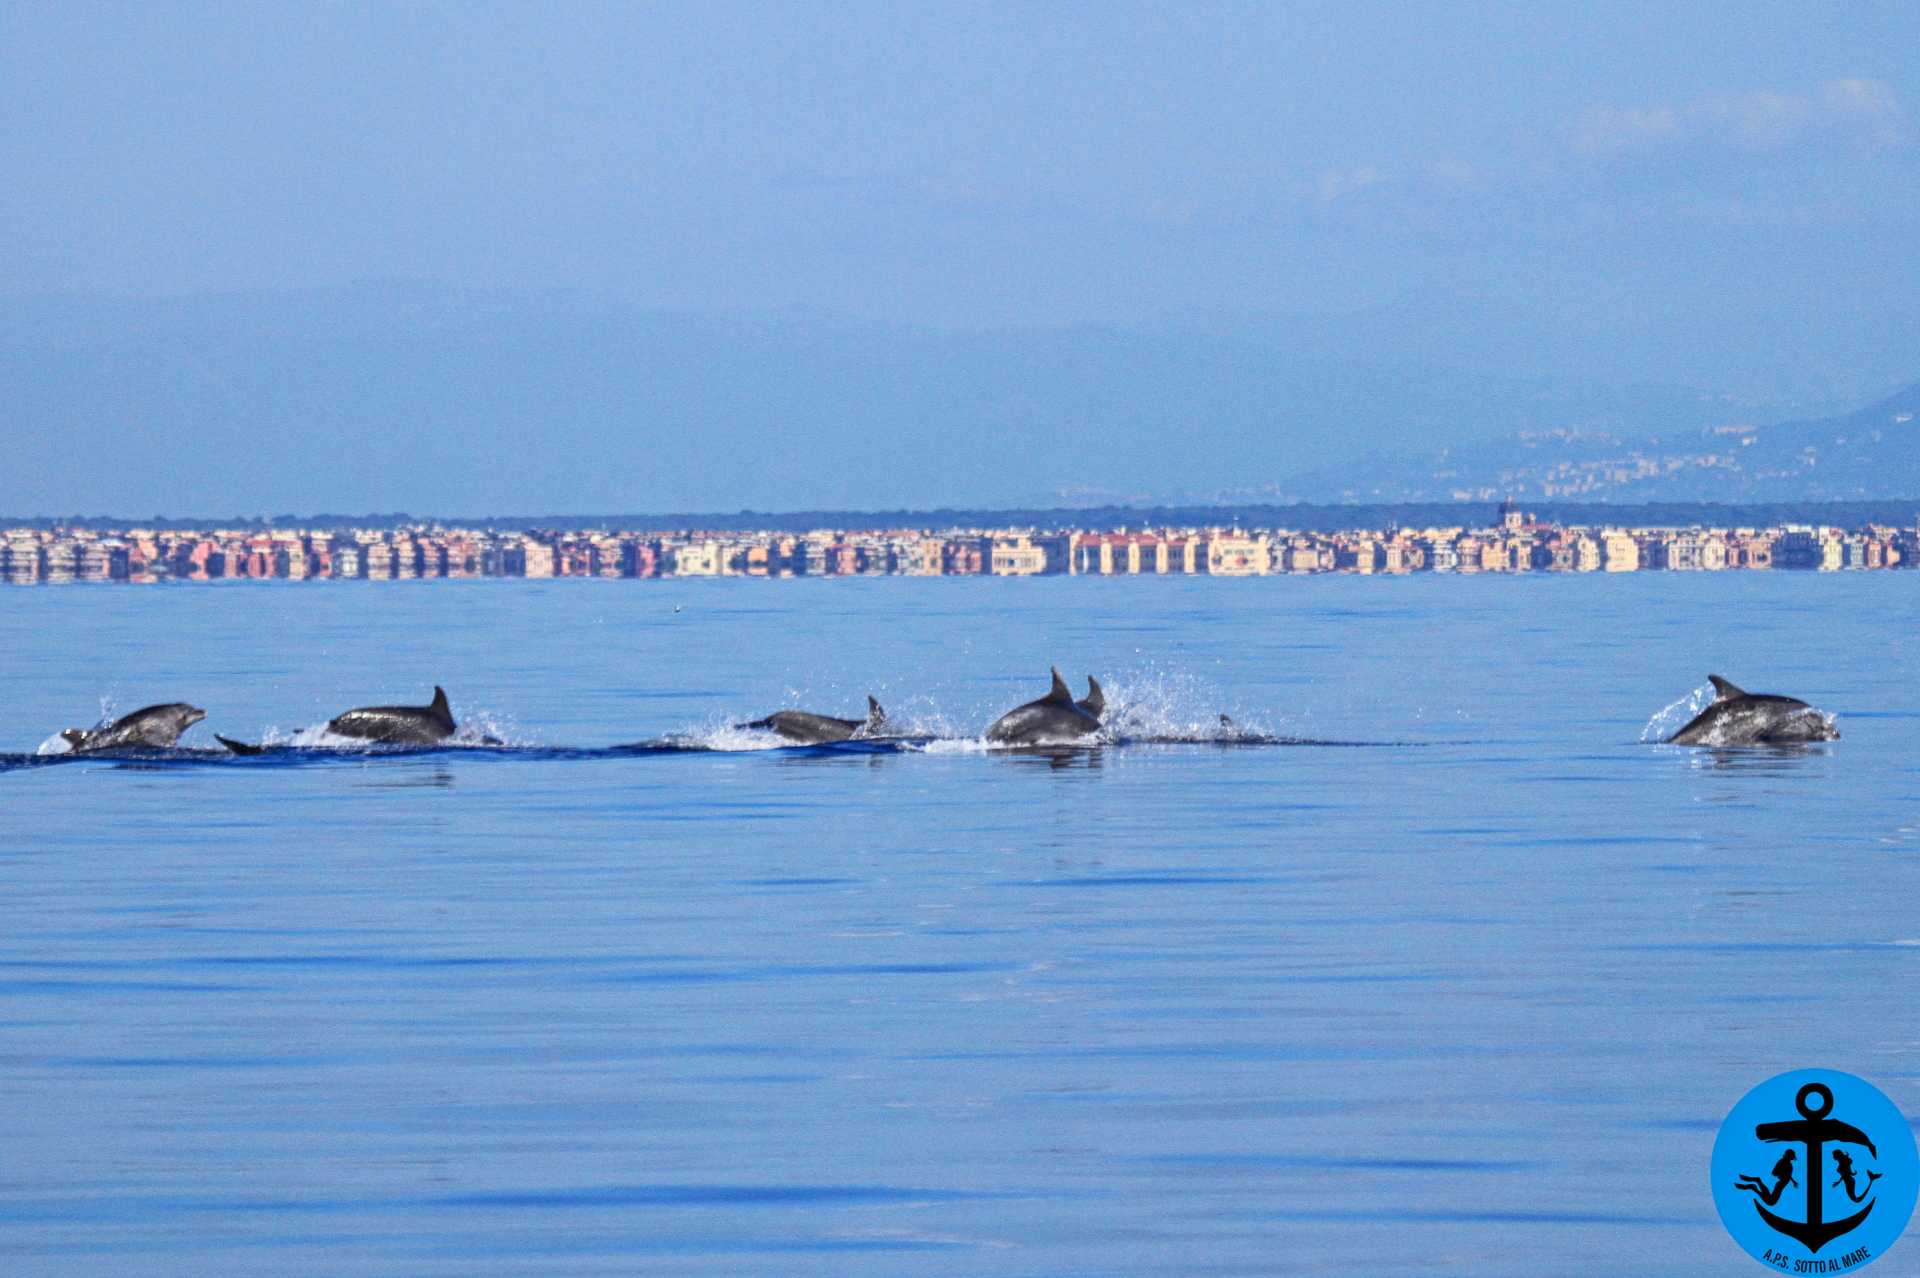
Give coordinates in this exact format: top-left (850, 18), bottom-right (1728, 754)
top-left (1274, 382), bottom-right (1920, 504)
top-left (0, 285), bottom-right (1788, 518)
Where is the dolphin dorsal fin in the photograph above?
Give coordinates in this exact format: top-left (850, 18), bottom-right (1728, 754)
top-left (1046, 667), bottom-right (1074, 705)
top-left (865, 696), bottom-right (885, 728)
top-left (1707, 675), bottom-right (1746, 702)
top-left (430, 686), bottom-right (452, 719)
top-left (1081, 676), bottom-right (1105, 719)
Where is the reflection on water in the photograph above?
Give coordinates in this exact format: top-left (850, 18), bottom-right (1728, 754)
top-left (1679, 743), bottom-right (1837, 776)
top-left (357, 765), bottom-right (457, 789)
top-left (995, 745), bottom-right (1107, 771)
top-left (0, 573), bottom-right (1913, 1275)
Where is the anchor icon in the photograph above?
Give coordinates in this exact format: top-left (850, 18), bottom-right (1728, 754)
top-left (1739, 1082), bottom-right (1880, 1253)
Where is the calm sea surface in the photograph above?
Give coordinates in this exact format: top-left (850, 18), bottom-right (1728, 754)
top-left (1, 573), bottom-right (1916, 1275)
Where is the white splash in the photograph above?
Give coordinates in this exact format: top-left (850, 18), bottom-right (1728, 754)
top-left (920, 737), bottom-right (993, 754)
top-left (1641, 681), bottom-right (1713, 743)
top-left (35, 693), bottom-right (129, 754)
top-left (451, 708), bottom-right (528, 747)
top-left (1097, 669), bottom-right (1279, 743)
top-left (662, 716), bottom-right (802, 752)
top-left (872, 697), bottom-right (972, 742)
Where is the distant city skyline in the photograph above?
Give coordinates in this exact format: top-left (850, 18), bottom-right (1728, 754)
top-left (3, 5), bottom-right (1916, 513)
top-left (6, 505), bottom-right (1914, 585)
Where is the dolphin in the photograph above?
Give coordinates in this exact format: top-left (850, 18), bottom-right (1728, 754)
top-left (326, 686), bottom-right (459, 745)
top-left (61, 702), bottom-right (207, 752)
top-left (985, 668), bottom-right (1103, 745)
top-left (1077, 676), bottom-right (1105, 722)
top-left (215, 687), bottom-right (498, 754)
top-left (1667, 675), bottom-right (1839, 746)
top-left (743, 696), bottom-right (888, 744)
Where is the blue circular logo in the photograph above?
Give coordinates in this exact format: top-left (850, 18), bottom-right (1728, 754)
top-left (1713, 1070), bottom-right (1918, 1272)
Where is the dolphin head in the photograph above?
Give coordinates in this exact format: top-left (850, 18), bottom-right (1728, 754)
top-left (144, 703), bottom-right (207, 746)
top-left (149, 704), bottom-right (206, 738)
top-left (1788, 709), bottom-right (1841, 742)
top-left (60, 728), bottom-right (90, 749)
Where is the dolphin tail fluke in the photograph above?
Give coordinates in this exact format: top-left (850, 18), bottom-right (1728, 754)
top-left (1707, 675), bottom-right (1746, 701)
top-left (1046, 667), bottom-right (1074, 705)
top-left (60, 729), bottom-right (88, 749)
top-left (1081, 676), bottom-right (1106, 719)
top-left (215, 734), bottom-right (265, 756)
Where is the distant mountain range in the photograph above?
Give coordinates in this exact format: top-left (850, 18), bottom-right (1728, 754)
top-left (0, 284), bottom-right (1824, 519)
top-left (1263, 381), bottom-right (1920, 504)
top-left (0, 283), bottom-right (1910, 517)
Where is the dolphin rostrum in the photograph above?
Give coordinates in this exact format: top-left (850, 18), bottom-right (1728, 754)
top-left (61, 702), bottom-right (207, 753)
top-left (743, 696), bottom-right (888, 744)
top-left (1667, 675), bottom-right (1839, 746)
top-left (326, 686), bottom-right (459, 745)
top-left (985, 668), bottom-right (1103, 745)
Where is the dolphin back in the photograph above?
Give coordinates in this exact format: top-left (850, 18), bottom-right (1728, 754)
top-left (1669, 675), bottom-right (1835, 745)
top-left (1707, 674), bottom-right (1747, 701)
top-left (327, 687), bottom-right (458, 744)
top-left (746, 695), bottom-right (890, 744)
top-left (986, 667), bottom-right (1102, 744)
top-left (1077, 676), bottom-right (1105, 721)
top-left (745, 709), bottom-right (862, 743)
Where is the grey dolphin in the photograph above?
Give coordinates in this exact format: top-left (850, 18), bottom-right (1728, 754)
top-left (61, 702), bottom-right (207, 752)
top-left (1667, 675), bottom-right (1839, 746)
top-left (1077, 676), bottom-right (1105, 722)
top-left (985, 668), bottom-right (1103, 745)
top-left (743, 696), bottom-right (887, 744)
top-left (326, 686), bottom-right (458, 745)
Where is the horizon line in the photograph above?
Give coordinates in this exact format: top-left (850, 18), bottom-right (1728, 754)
top-left (8, 497), bottom-right (1920, 531)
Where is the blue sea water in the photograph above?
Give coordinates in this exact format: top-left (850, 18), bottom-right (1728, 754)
top-left (1, 572), bottom-right (1916, 1275)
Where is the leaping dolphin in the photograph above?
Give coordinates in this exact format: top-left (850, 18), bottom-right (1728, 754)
top-left (985, 668), bottom-right (1103, 745)
top-left (1667, 675), bottom-right (1839, 746)
top-left (743, 696), bottom-right (888, 744)
top-left (61, 702), bottom-right (207, 753)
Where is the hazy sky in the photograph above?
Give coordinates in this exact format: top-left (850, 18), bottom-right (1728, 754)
top-left (2, 3), bottom-right (1918, 514)
top-left (6, 7), bottom-right (1915, 329)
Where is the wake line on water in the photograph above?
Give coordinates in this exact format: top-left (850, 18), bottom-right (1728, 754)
top-left (0, 732), bottom-right (1426, 773)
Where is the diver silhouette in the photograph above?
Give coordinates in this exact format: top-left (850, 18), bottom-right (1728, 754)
top-left (1736, 1149), bottom-right (1799, 1207)
top-left (1832, 1149), bottom-right (1882, 1204)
